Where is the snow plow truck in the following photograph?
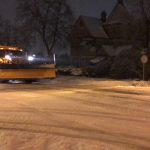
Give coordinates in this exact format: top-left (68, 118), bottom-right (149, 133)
top-left (0, 46), bottom-right (56, 83)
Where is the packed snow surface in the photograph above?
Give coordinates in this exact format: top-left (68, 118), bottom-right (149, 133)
top-left (0, 76), bottom-right (150, 150)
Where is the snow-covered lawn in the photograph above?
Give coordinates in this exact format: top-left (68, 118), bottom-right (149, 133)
top-left (0, 76), bottom-right (150, 150)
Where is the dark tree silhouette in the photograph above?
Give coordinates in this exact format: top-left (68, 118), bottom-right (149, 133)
top-left (127, 0), bottom-right (150, 79)
top-left (127, 0), bottom-right (150, 52)
top-left (17, 0), bottom-right (73, 56)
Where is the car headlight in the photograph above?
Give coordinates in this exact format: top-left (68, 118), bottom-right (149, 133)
top-left (28, 56), bottom-right (34, 61)
top-left (5, 55), bottom-right (12, 61)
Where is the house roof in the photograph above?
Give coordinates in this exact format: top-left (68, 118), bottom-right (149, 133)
top-left (71, 0), bottom-right (132, 40)
top-left (80, 16), bottom-right (109, 39)
top-left (106, 0), bottom-right (132, 24)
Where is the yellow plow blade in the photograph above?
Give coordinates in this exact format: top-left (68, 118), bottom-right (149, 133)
top-left (0, 64), bottom-right (56, 79)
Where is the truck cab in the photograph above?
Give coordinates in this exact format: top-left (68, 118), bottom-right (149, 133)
top-left (0, 46), bottom-right (27, 64)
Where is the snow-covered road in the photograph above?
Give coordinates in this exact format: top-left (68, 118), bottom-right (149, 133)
top-left (0, 76), bottom-right (149, 150)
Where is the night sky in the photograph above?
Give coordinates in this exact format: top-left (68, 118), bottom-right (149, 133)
top-left (0, 0), bottom-right (16, 21)
top-left (70, 0), bottom-right (115, 18)
top-left (0, 0), bottom-right (115, 22)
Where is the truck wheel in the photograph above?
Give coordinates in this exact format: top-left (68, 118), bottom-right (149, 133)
top-left (0, 80), bottom-right (9, 83)
top-left (24, 80), bottom-right (33, 84)
top-left (24, 79), bottom-right (38, 84)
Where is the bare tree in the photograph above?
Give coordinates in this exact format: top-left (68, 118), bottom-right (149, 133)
top-left (0, 19), bottom-right (34, 51)
top-left (127, 0), bottom-right (150, 79)
top-left (0, 19), bottom-right (18, 46)
top-left (17, 0), bottom-right (73, 56)
top-left (12, 24), bottom-right (36, 51)
top-left (127, 0), bottom-right (150, 51)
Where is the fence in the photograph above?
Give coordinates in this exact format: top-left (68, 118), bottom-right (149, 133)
top-left (55, 56), bottom-right (94, 67)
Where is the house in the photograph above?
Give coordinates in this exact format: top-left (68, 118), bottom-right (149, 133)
top-left (69, 0), bottom-right (133, 59)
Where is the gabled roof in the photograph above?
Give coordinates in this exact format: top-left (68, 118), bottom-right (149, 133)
top-left (80, 16), bottom-right (108, 39)
top-left (106, 0), bottom-right (132, 24)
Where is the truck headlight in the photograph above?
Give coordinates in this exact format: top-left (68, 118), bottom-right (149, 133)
top-left (5, 55), bottom-right (12, 61)
top-left (28, 56), bottom-right (34, 61)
